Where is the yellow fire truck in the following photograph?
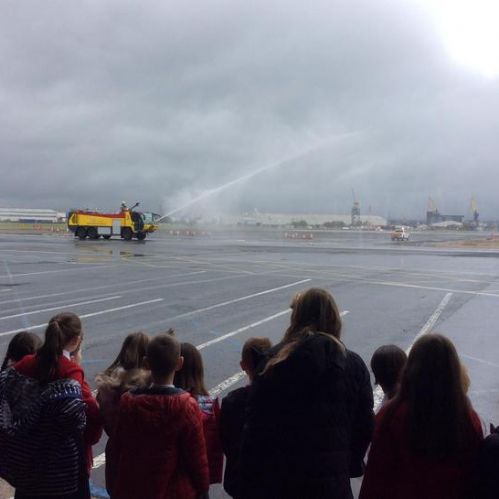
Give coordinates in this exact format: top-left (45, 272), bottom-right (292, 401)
top-left (67, 203), bottom-right (158, 241)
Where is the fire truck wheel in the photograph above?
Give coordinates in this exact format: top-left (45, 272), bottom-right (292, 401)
top-left (76, 227), bottom-right (87, 240)
top-left (87, 227), bottom-right (99, 239)
top-left (136, 232), bottom-right (146, 240)
top-left (121, 228), bottom-right (133, 241)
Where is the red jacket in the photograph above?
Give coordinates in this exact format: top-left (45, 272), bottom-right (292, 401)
top-left (360, 402), bottom-right (483, 499)
top-left (113, 386), bottom-right (209, 499)
top-left (15, 354), bottom-right (103, 472)
top-left (195, 395), bottom-right (224, 484)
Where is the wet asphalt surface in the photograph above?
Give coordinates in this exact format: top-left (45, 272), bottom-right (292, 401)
top-left (1, 229), bottom-right (498, 498)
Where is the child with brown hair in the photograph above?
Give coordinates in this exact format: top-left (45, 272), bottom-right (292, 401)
top-left (1, 331), bottom-right (41, 371)
top-left (95, 331), bottom-right (151, 497)
top-left (370, 344), bottom-right (407, 405)
top-left (220, 337), bottom-right (272, 498)
top-left (174, 342), bottom-right (224, 486)
top-left (113, 334), bottom-right (209, 499)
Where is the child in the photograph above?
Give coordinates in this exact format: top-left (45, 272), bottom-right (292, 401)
top-left (8, 313), bottom-right (101, 499)
top-left (220, 337), bottom-right (272, 499)
top-left (370, 344), bottom-right (407, 404)
top-left (1, 331), bottom-right (41, 371)
top-left (360, 334), bottom-right (483, 499)
top-left (174, 342), bottom-right (224, 485)
top-left (113, 334), bottom-right (209, 499)
top-left (95, 331), bottom-right (150, 497)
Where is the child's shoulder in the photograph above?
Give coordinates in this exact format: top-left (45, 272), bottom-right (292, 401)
top-left (222, 386), bottom-right (250, 408)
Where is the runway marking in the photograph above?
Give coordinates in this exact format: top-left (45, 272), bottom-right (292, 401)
top-left (405, 293), bottom-right (453, 351)
top-left (264, 268), bottom-right (499, 300)
top-left (2, 259), bottom-right (30, 329)
top-left (197, 310), bottom-right (349, 350)
top-left (468, 389), bottom-right (499, 394)
top-left (0, 295), bottom-right (121, 321)
top-left (209, 371), bottom-right (247, 397)
top-left (373, 293), bottom-right (453, 412)
top-left (154, 279), bottom-right (311, 325)
top-left (91, 369), bottom-right (251, 471)
top-left (163, 254), bottom-right (499, 282)
top-left (0, 270), bottom-right (207, 306)
top-left (461, 353), bottom-right (499, 370)
top-left (172, 256), bottom-right (256, 275)
top-left (0, 264), bottom-right (119, 279)
top-left (0, 298), bottom-right (164, 337)
top-left (0, 249), bottom-right (77, 256)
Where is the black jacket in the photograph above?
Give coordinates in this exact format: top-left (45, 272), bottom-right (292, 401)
top-left (220, 385), bottom-right (251, 498)
top-left (240, 334), bottom-right (374, 499)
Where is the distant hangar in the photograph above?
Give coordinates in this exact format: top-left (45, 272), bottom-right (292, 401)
top-left (0, 208), bottom-right (66, 223)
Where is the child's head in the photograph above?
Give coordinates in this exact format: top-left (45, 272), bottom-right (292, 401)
top-left (395, 333), bottom-right (471, 456)
top-left (240, 337), bottom-right (272, 381)
top-left (1, 331), bottom-right (42, 371)
top-left (145, 334), bottom-right (182, 382)
top-left (370, 344), bottom-right (407, 399)
top-left (286, 288), bottom-right (342, 341)
top-left (173, 342), bottom-right (208, 396)
top-left (105, 331), bottom-right (150, 373)
top-left (36, 312), bottom-right (83, 383)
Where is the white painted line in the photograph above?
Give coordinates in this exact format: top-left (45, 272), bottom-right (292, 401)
top-left (0, 298), bottom-right (164, 337)
top-left (197, 310), bottom-right (291, 350)
top-left (460, 353), bottom-right (499, 370)
top-left (0, 249), bottom-right (75, 255)
top-left (197, 309), bottom-right (349, 350)
top-left (373, 385), bottom-right (384, 412)
top-left (165, 279), bottom-right (311, 323)
top-left (209, 371), bottom-right (247, 397)
top-left (405, 292), bottom-right (453, 353)
top-left (270, 268), bottom-right (497, 300)
top-left (0, 264), bottom-right (118, 279)
top-left (0, 270), bottom-right (207, 306)
top-left (0, 295), bottom-right (121, 321)
top-left (91, 368), bottom-right (249, 471)
top-left (373, 292), bottom-right (453, 412)
top-left (92, 453), bottom-right (107, 469)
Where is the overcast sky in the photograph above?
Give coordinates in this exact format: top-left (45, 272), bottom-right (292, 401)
top-left (1, 0), bottom-right (498, 219)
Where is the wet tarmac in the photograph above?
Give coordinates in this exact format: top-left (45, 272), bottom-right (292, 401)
top-left (1, 229), bottom-right (498, 498)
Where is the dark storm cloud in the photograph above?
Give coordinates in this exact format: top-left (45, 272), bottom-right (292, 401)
top-left (0, 0), bottom-right (498, 218)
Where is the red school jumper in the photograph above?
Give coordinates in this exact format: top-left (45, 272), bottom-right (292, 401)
top-left (113, 386), bottom-right (209, 499)
top-left (15, 354), bottom-right (103, 472)
top-left (360, 402), bottom-right (483, 499)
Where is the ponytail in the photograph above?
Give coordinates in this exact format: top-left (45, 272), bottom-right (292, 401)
top-left (36, 313), bottom-right (82, 384)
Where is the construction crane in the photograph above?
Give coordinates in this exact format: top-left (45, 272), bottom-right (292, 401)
top-left (470, 197), bottom-right (479, 226)
top-left (351, 189), bottom-right (360, 226)
top-left (426, 197), bottom-right (440, 225)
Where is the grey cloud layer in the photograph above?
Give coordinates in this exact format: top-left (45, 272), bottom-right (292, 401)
top-left (1, 0), bottom-right (498, 218)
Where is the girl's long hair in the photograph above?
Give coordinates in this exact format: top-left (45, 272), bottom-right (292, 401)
top-left (382, 333), bottom-right (475, 457)
top-left (263, 288), bottom-right (344, 374)
top-left (104, 332), bottom-right (150, 374)
top-left (1, 332), bottom-right (42, 371)
top-left (35, 312), bottom-right (82, 384)
top-left (173, 342), bottom-right (209, 396)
